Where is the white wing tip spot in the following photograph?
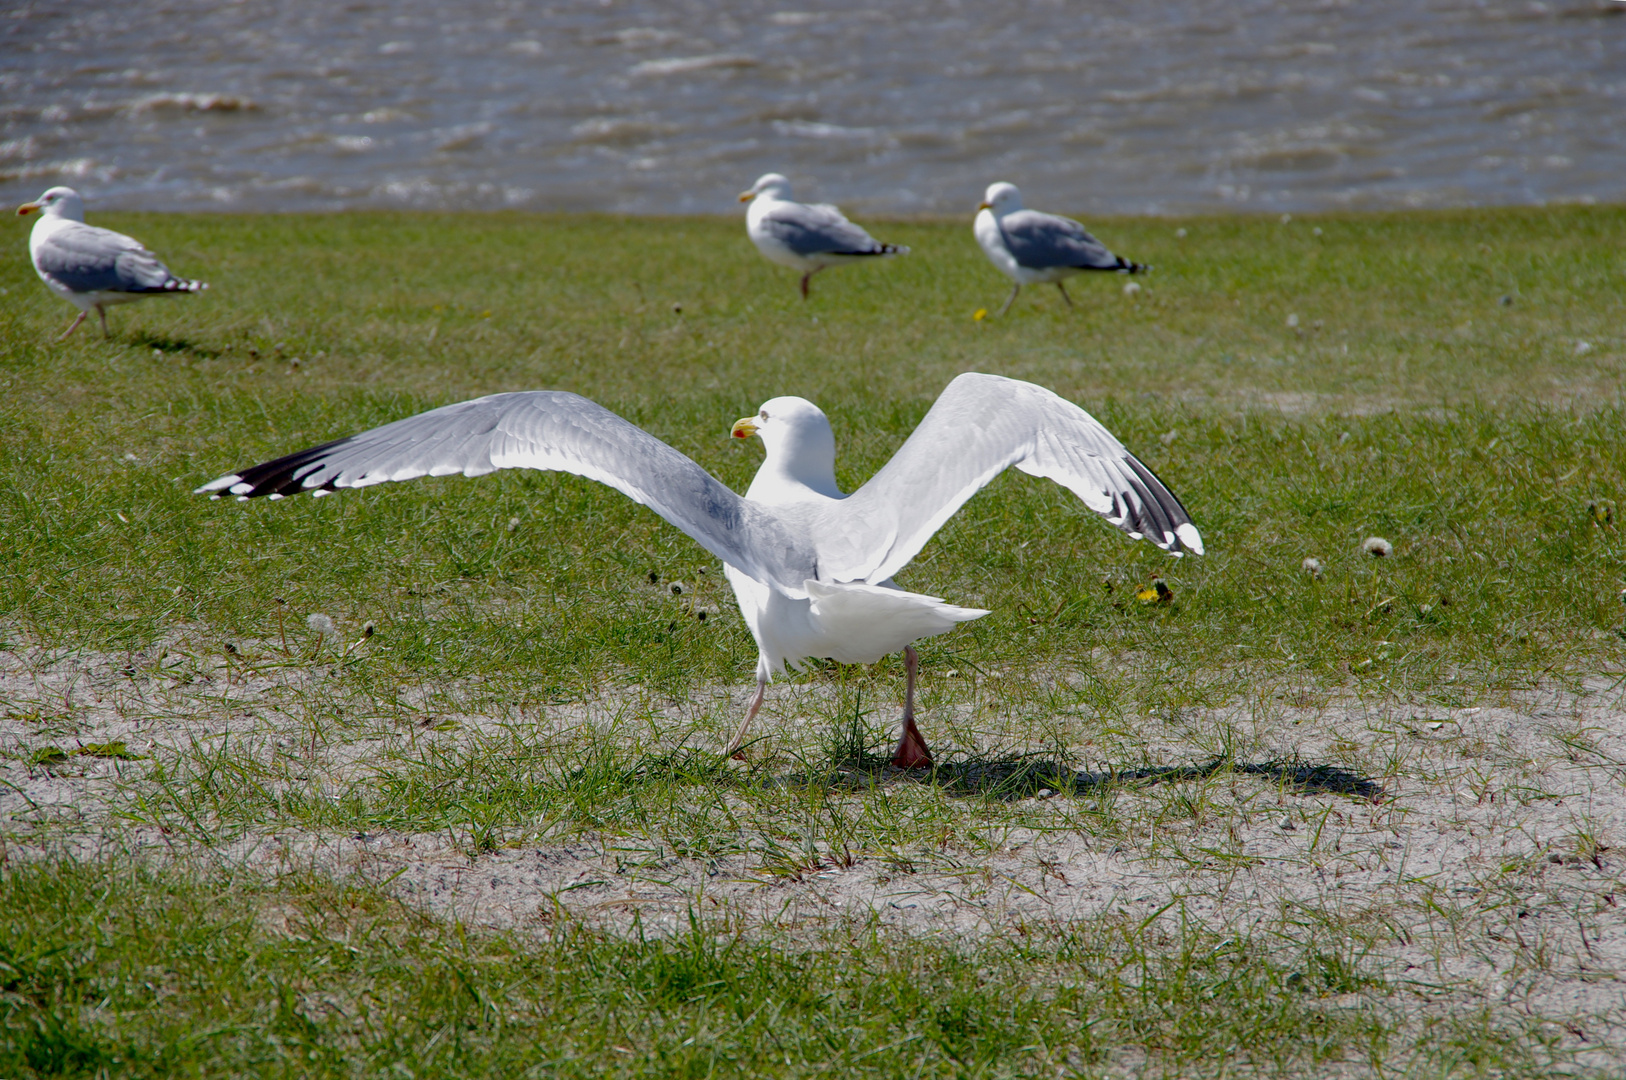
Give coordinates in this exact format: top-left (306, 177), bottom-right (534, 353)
top-left (194, 475), bottom-right (241, 495)
top-left (1176, 523), bottom-right (1204, 555)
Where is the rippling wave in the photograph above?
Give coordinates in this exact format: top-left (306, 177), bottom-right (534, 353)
top-left (2, 0), bottom-right (1621, 214)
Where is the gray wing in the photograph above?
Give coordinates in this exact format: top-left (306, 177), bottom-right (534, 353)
top-left (195, 392), bottom-right (818, 596)
top-left (999, 210), bottom-right (1139, 272)
top-left (809, 373), bottom-right (1201, 584)
top-left (758, 201), bottom-right (892, 257)
top-left (34, 221), bottom-right (183, 294)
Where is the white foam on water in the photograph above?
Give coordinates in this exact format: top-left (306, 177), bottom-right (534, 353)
top-left (3, 0), bottom-right (1621, 214)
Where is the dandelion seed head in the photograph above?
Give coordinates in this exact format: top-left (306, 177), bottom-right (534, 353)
top-left (1175, 227), bottom-right (1187, 238)
top-left (1575, 341), bottom-right (1593, 355)
top-left (1123, 281), bottom-right (1141, 296)
top-left (1159, 429), bottom-right (1179, 446)
top-left (1312, 226), bottom-right (1323, 236)
top-left (1286, 313), bottom-right (1300, 328)
top-left (507, 516), bottom-right (520, 532)
top-left (1362, 537), bottom-right (1393, 558)
top-left (306, 613), bottom-right (336, 635)
top-left (1301, 556), bottom-right (1323, 577)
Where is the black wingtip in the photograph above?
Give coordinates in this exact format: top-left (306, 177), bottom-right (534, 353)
top-left (1122, 455), bottom-right (1201, 556)
top-left (202, 434), bottom-right (357, 500)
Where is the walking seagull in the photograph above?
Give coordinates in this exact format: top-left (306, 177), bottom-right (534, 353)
top-left (198, 373), bottom-right (1201, 768)
top-left (974, 182), bottom-right (1143, 315)
top-left (17, 186), bottom-right (207, 340)
top-left (739, 173), bottom-right (908, 299)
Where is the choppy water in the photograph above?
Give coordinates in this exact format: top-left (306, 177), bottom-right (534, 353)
top-left (3, 0), bottom-right (1623, 216)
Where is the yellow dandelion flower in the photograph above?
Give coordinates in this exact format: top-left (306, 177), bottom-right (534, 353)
top-left (1135, 579), bottom-right (1173, 605)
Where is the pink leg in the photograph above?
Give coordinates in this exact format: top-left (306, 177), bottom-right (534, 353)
top-left (1056, 281), bottom-right (1074, 307)
top-left (726, 670), bottom-right (768, 759)
top-left (57, 311), bottom-right (88, 342)
top-left (890, 646), bottom-right (933, 769)
top-left (96, 305), bottom-right (110, 337)
top-left (997, 283), bottom-right (1020, 316)
top-left (799, 272), bottom-right (812, 300)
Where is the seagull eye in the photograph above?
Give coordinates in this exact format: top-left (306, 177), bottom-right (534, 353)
top-left (759, 410), bottom-right (768, 421)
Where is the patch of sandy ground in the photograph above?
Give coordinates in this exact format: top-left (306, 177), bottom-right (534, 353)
top-left (3, 635), bottom-right (1624, 1068)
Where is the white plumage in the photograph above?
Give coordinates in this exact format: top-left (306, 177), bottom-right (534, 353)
top-left (974, 182), bottom-right (1143, 315)
top-left (198, 373), bottom-right (1201, 767)
top-left (17, 186), bottom-right (207, 340)
top-left (739, 173), bottom-right (908, 299)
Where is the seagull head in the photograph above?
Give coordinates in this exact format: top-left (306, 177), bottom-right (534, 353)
top-left (16, 186), bottom-right (85, 222)
top-left (732, 395), bottom-right (842, 499)
top-left (977, 182), bottom-right (1023, 217)
top-left (738, 173), bottom-right (792, 203)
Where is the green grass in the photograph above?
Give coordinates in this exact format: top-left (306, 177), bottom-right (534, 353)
top-left (0, 858), bottom-right (1560, 1079)
top-left (1, 207), bottom-right (1622, 701)
top-left (2, 206), bottom-right (1624, 1077)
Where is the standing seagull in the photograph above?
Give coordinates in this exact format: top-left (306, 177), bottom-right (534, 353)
top-left (974, 182), bottom-right (1143, 315)
top-left (17, 186), bottom-right (207, 341)
top-left (739, 173), bottom-right (908, 299)
top-left (198, 373), bottom-right (1200, 768)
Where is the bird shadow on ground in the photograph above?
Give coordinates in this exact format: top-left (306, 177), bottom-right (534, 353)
top-left (773, 707), bottom-right (1386, 803)
top-left (805, 747), bottom-right (1385, 804)
top-left (129, 330), bottom-right (220, 357)
top-left (602, 733), bottom-right (1383, 805)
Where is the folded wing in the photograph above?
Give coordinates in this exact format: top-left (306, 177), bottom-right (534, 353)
top-left (759, 202), bottom-right (891, 257)
top-left (811, 373), bottom-right (1202, 584)
top-left (35, 222), bottom-right (184, 294)
top-left (998, 210), bottom-right (1135, 272)
top-left (196, 391), bottom-right (817, 595)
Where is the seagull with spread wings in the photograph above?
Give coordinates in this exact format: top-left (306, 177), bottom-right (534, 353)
top-left (17, 186), bottom-right (207, 340)
top-left (739, 173), bottom-right (908, 300)
top-left (199, 373), bottom-right (1201, 768)
top-left (974, 182), bottom-right (1144, 316)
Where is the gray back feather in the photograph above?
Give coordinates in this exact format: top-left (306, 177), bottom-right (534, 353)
top-left (998, 210), bottom-right (1122, 270)
top-left (36, 222), bottom-right (179, 293)
top-left (760, 203), bottom-right (886, 257)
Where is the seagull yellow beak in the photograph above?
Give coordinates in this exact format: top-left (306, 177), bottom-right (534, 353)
top-left (16, 202), bottom-right (40, 216)
top-left (731, 416), bottom-right (759, 439)
top-left (977, 201), bottom-right (991, 211)
top-left (738, 191), bottom-right (755, 202)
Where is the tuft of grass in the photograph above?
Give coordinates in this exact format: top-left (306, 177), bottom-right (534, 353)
top-left (0, 857), bottom-right (1577, 1079)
